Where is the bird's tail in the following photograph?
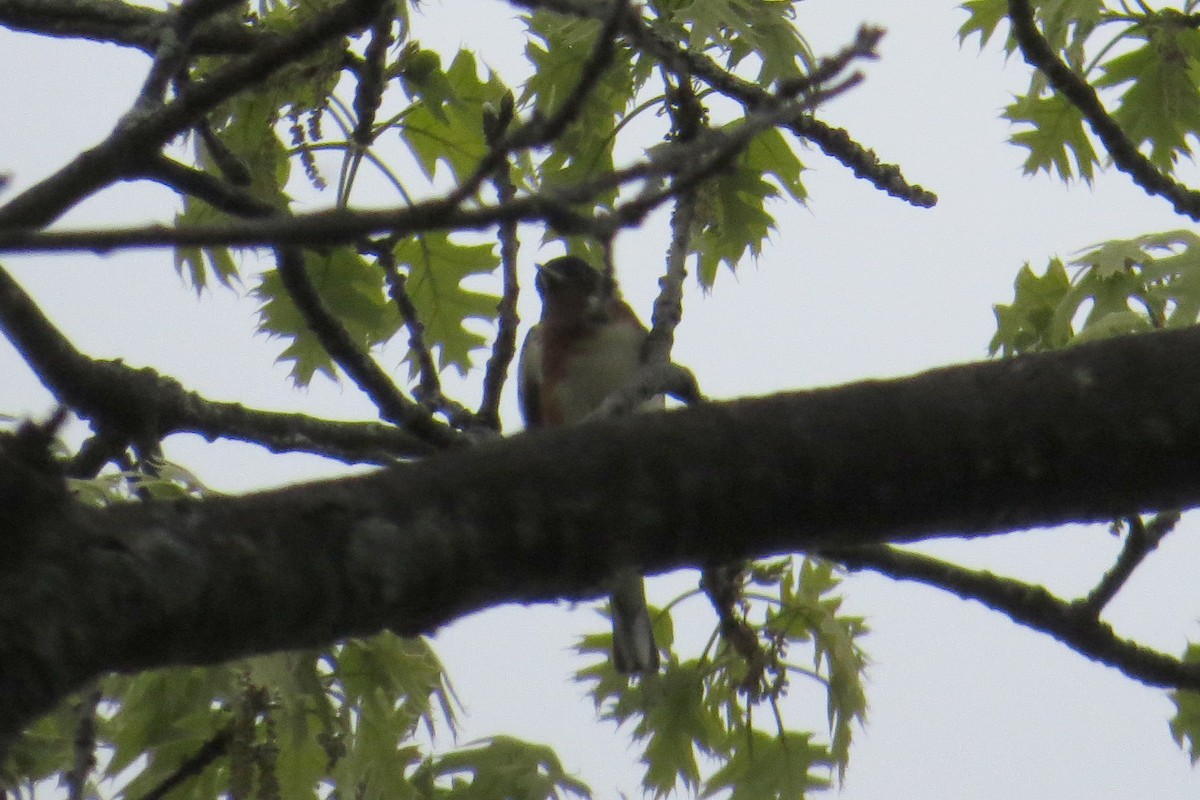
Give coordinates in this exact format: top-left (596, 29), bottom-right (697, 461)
top-left (609, 568), bottom-right (659, 674)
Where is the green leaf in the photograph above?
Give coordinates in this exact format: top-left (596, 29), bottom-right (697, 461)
top-left (417, 736), bottom-right (591, 800)
top-left (958, 0), bottom-right (1009, 48)
top-left (1095, 23), bottom-right (1200, 170)
top-left (102, 666), bottom-right (240, 800)
top-left (632, 663), bottom-right (727, 795)
top-left (1171, 645), bottom-right (1200, 764)
top-left (668, 0), bottom-right (812, 84)
top-left (522, 13), bottom-right (636, 203)
top-left (690, 124), bottom-right (798, 285)
top-left (402, 50), bottom-right (508, 182)
top-left (1004, 93), bottom-right (1099, 182)
top-left (1, 697), bottom-right (79, 789)
top-left (255, 247), bottom-right (401, 386)
top-left (174, 199), bottom-right (240, 292)
top-left (336, 634), bottom-right (457, 737)
top-left (701, 731), bottom-right (831, 800)
top-left (745, 128), bottom-right (806, 202)
top-left (394, 233), bottom-right (500, 377)
top-left (990, 259), bottom-right (1074, 355)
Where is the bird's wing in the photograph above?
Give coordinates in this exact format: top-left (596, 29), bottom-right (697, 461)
top-left (517, 324), bottom-right (544, 428)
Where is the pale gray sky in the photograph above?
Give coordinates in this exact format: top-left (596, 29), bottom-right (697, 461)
top-left (3, 0), bottom-right (1200, 797)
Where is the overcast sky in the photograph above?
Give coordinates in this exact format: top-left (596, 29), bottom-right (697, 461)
top-left (3, 0), bottom-right (1200, 797)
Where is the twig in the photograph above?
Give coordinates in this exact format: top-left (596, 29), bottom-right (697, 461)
top-left (67, 686), bottom-right (101, 800)
top-left (476, 112), bottom-right (522, 431)
top-left (373, 247), bottom-right (475, 429)
top-left (439, 0), bottom-right (628, 210)
top-left (516, 0), bottom-right (933, 206)
top-left (273, 247), bottom-right (458, 446)
top-left (824, 543), bottom-right (1200, 691)
top-left (67, 428), bottom-right (131, 479)
top-left (0, 0), bottom-right (385, 230)
top-left (134, 0), bottom-right (246, 112)
top-left (587, 361), bottom-right (703, 420)
top-left (1007, 0), bottom-right (1200, 220)
top-left (644, 74), bottom-right (702, 366)
top-left (143, 155), bottom-right (276, 218)
top-left (1079, 511), bottom-right (1180, 615)
top-left (134, 724), bottom-right (234, 800)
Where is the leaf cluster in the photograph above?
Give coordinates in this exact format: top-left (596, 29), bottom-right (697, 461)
top-left (961, 0), bottom-right (1200, 182)
top-left (574, 558), bottom-right (866, 799)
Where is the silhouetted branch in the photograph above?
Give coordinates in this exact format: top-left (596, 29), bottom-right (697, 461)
top-left (1007, 0), bottom-right (1200, 220)
top-left (274, 247), bottom-right (458, 446)
top-left (0, 0), bottom-right (267, 54)
top-left (1080, 511), bottom-right (1181, 615)
top-left (824, 543), bottom-right (1200, 691)
top-left (0, 0), bottom-right (385, 230)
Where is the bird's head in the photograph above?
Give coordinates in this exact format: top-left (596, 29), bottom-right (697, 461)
top-left (534, 256), bottom-right (616, 322)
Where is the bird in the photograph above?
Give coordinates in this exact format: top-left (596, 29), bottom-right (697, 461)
top-left (517, 254), bottom-right (660, 674)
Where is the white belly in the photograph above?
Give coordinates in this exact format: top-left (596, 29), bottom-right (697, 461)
top-left (554, 323), bottom-right (649, 423)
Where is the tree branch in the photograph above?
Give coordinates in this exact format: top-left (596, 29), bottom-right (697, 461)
top-left (513, 0), bottom-right (936, 207)
top-left (0, 262), bottom-right (435, 463)
top-left (823, 543), bottom-right (1198, 691)
top-left (273, 247), bottom-right (459, 447)
top-left (1007, 0), bottom-right (1200, 220)
top-left (8, 323), bottom-right (1200, 747)
top-left (1080, 511), bottom-right (1180, 615)
top-left (0, 0), bottom-right (268, 54)
top-left (0, 0), bottom-right (384, 230)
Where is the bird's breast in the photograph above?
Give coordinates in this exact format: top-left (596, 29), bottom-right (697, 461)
top-left (547, 322), bottom-right (645, 424)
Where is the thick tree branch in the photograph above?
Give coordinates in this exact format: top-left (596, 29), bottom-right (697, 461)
top-left (8, 324), bottom-right (1200, 747)
top-left (0, 0), bottom-right (268, 54)
top-left (0, 263), bottom-right (434, 462)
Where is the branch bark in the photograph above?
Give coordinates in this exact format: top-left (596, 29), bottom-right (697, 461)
top-left (6, 323), bottom-right (1200, 748)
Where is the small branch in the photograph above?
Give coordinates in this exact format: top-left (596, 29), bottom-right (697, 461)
top-left (135, 724), bottom-right (234, 800)
top-left (1007, 0), bottom-right (1200, 220)
top-left (476, 115), bottom-right (521, 431)
top-left (66, 685), bottom-right (101, 800)
top-left (66, 428), bottom-right (131, 480)
top-left (134, 0), bottom-right (246, 112)
top-left (143, 155), bottom-right (277, 218)
top-left (351, 3), bottom-right (393, 149)
top-left (0, 0), bottom-right (384, 230)
top-left (795, 116), bottom-right (938, 208)
top-left (824, 544), bottom-right (1200, 691)
top-left (0, 253), bottom-right (436, 462)
top-left (273, 247), bottom-right (459, 446)
top-left (701, 563), bottom-right (767, 698)
top-left (516, 0), bottom-right (934, 206)
top-left (1, 99), bottom-right (823, 254)
top-left (644, 75), bottom-right (702, 366)
top-left (1079, 511), bottom-right (1180, 616)
top-left (373, 248), bottom-right (475, 429)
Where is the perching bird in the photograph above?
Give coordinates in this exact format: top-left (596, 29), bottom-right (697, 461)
top-left (517, 255), bottom-right (660, 674)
